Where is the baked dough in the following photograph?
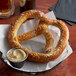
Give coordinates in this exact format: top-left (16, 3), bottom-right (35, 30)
top-left (8, 10), bottom-right (69, 63)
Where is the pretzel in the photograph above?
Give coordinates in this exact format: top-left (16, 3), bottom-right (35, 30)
top-left (8, 10), bottom-right (69, 63)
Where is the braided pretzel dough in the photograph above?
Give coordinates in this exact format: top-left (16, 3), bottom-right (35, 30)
top-left (8, 10), bottom-right (69, 63)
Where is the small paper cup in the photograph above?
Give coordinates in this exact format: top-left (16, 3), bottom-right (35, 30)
top-left (7, 48), bottom-right (28, 68)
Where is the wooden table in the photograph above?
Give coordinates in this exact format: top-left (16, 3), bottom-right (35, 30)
top-left (0, 0), bottom-right (75, 76)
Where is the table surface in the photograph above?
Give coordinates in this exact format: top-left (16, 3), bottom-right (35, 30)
top-left (0, 0), bottom-right (75, 76)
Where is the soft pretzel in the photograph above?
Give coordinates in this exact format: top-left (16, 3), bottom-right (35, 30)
top-left (8, 10), bottom-right (69, 63)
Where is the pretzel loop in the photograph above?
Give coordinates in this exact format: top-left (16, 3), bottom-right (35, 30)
top-left (8, 10), bottom-right (69, 63)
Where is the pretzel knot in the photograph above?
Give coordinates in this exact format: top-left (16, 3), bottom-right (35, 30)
top-left (8, 10), bottom-right (69, 63)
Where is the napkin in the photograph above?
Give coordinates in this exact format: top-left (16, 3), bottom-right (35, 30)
top-left (49, 0), bottom-right (76, 25)
top-left (0, 11), bottom-right (73, 73)
top-left (49, 3), bottom-right (75, 25)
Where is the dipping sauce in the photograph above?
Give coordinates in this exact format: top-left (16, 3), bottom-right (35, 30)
top-left (7, 49), bottom-right (26, 62)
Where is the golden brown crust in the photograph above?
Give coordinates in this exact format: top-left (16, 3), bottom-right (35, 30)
top-left (8, 10), bottom-right (69, 63)
top-left (15, 24), bottom-right (48, 42)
